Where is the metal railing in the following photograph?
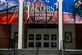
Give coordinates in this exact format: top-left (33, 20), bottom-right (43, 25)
top-left (0, 38), bottom-right (82, 55)
top-left (61, 38), bottom-right (82, 55)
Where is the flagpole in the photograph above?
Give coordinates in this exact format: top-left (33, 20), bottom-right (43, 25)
top-left (18, 0), bottom-right (24, 49)
top-left (46, 2), bottom-right (47, 24)
top-left (34, 0), bottom-right (36, 23)
top-left (58, 0), bottom-right (63, 50)
top-left (6, 1), bottom-right (8, 24)
top-left (28, 5), bottom-right (29, 18)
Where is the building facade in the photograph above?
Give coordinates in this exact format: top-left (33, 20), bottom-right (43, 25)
top-left (0, 0), bottom-right (82, 55)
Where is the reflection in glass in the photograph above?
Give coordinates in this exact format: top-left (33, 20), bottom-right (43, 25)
top-left (44, 42), bottom-right (49, 47)
top-left (36, 34), bottom-right (41, 40)
top-left (44, 34), bottom-right (49, 40)
top-left (51, 34), bottom-right (57, 40)
top-left (51, 42), bottom-right (57, 47)
top-left (29, 34), bottom-right (34, 40)
top-left (36, 42), bottom-right (41, 47)
top-left (29, 42), bottom-right (34, 47)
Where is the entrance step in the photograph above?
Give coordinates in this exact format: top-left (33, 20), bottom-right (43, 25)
top-left (16, 49), bottom-right (61, 55)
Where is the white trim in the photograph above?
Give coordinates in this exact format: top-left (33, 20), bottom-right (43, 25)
top-left (0, 49), bottom-right (12, 50)
top-left (17, 48), bottom-right (60, 51)
top-left (63, 49), bottom-right (82, 52)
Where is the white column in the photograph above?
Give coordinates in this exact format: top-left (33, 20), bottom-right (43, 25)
top-left (18, 0), bottom-right (23, 49)
top-left (58, 0), bottom-right (63, 50)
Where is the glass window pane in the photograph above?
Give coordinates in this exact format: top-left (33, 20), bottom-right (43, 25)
top-left (51, 42), bottom-right (57, 48)
top-left (36, 42), bottom-right (41, 47)
top-left (36, 34), bottom-right (41, 40)
top-left (44, 42), bottom-right (49, 47)
top-left (29, 34), bottom-right (34, 40)
top-left (51, 34), bottom-right (57, 40)
top-left (29, 42), bottom-right (34, 47)
top-left (44, 34), bottom-right (49, 40)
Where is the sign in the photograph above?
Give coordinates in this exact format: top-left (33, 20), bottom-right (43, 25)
top-left (63, 0), bottom-right (82, 24)
top-left (0, 0), bottom-right (18, 24)
top-left (65, 32), bottom-right (72, 43)
top-left (24, 0), bottom-right (58, 24)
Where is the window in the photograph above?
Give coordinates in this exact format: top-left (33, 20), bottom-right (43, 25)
top-left (51, 34), bottom-right (57, 40)
top-left (44, 42), bottom-right (49, 47)
top-left (36, 42), bottom-right (41, 47)
top-left (36, 34), bottom-right (41, 40)
top-left (14, 32), bottom-right (18, 42)
top-left (29, 42), bottom-right (34, 47)
top-left (44, 34), bottom-right (49, 40)
top-left (51, 42), bottom-right (57, 48)
top-left (29, 34), bottom-right (34, 40)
